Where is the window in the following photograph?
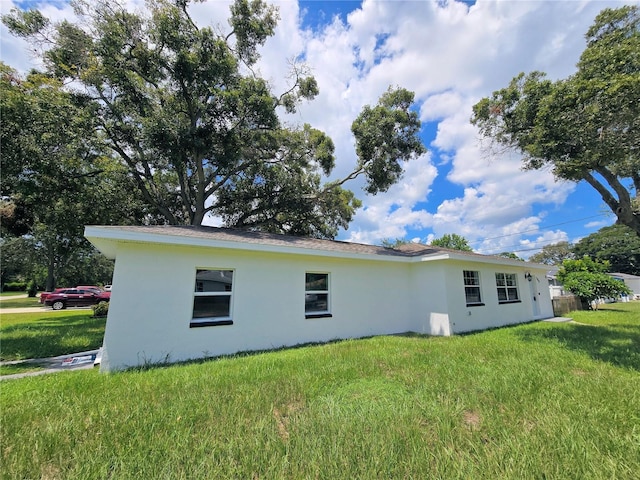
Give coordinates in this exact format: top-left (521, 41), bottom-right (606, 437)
top-left (191, 269), bottom-right (234, 327)
top-left (495, 273), bottom-right (520, 303)
top-left (305, 272), bottom-right (331, 318)
top-left (463, 270), bottom-right (483, 306)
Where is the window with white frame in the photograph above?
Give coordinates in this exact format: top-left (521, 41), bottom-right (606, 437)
top-left (191, 269), bottom-right (234, 327)
top-left (495, 273), bottom-right (520, 303)
top-left (305, 272), bottom-right (331, 318)
top-left (463, 270), bottom-right (483, 306)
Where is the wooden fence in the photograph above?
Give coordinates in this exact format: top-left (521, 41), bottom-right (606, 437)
top-left (552, 295), bottom-right (582, 317)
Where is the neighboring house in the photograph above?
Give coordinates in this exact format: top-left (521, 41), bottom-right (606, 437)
top-left (85, 225), bottom-right (554, 372)
top-left (547, 268), bottom-right (639, 301)
top-left (546, 267), bottom-right (565, 298)
top-left (609, 273), bottom-right (640, 300)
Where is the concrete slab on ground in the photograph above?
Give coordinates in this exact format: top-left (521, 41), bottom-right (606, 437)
top-left (543, 317), bottom-right (573, 323)
top-left (0, 349), bottom-right (100, 381)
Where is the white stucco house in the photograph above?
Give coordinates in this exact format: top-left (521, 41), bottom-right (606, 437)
top-left (85, 225), bottom-right (554, 372)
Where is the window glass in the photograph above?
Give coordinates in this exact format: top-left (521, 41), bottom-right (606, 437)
top-left (193, 296), bottom-right (231, 319)
top-left (495, 273), bottom-right (520, 303)
top-left (305, 293), bottom-right (328, 313)
top-left (305, 273), bottom-right (329, 314)
top-left (306, 273), bottom-right (328, 291)
top-left (463, 270), bottom-right (482, 305)
top-left (195, 269), bottom-right (233, 292)
top-left (192, 269), bottom-right (234, 323)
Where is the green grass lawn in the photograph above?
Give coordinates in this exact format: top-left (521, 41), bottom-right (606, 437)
top-left (0, 311), bottom-right (106, 362)
top-left (1, 303), bottom-right (639, 479)
top-left (0, 294), bottom-right (43, 309)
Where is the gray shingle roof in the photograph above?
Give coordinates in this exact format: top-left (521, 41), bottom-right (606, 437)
top-left (88, 225), bottom-right (523, 264)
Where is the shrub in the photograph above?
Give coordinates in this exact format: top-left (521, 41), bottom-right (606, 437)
top-left (26, 280), bottom-right (38, 298)
top-left (2, 282), bottom-right (27, 292)
top-left (92, 301), bottom-right (109, 317)
top-left (562, 272), bottom-right (631, 309)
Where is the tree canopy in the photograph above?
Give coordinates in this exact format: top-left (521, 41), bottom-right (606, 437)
top-left (471, 6), bottom-right (640, 236)
top-left (0, 63), bottom-right (147, 289)
top-left (572, 224), bottom-right (640, 275)
top-left (430, 233), bottom-right (473, 252)
top-left (528, 241), bottom-right (574, 265)
top-left (3, 0), bottom-right (425, 239)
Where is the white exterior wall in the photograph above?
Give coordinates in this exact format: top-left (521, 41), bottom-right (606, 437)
top-left (439, 261), bottom-right (553, 334)
top-left (409, 262), bottom-right (452, 335)
top-left (97, 234), bottom-right (554, 372)
top-left (102, 243), bottom-right (417, 372)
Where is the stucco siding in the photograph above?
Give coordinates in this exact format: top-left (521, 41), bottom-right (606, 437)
top-left (442, 261), bottom-right (553, 334)
top-left (409, 262), bottom-right (451, 335)
top-left (101, 243), bottom-right (415, 372)
top-left (90, 226), bottom-right (555, 372)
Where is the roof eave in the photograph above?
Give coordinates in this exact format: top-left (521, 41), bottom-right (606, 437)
top-left (84, 225), bottom-right (414, 263)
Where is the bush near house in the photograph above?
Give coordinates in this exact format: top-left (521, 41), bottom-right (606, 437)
top-left (558, 257), bottom-right (631, 309)
top-left (91, 301), bottom-right (109, 317)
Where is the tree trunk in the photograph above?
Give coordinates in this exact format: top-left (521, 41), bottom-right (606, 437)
top-left (45, 250), bottom-right (55, 292)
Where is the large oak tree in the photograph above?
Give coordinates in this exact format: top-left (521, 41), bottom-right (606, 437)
top-left (472, 6), bottom-right (640, 236)
top-left (0, 63), bottom-right (148, 290)
top-left (3, 0), bottom-right (425, 239)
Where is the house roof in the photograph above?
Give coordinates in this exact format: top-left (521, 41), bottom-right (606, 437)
top-left (85, 225), bottom-right (546, 269)
top-left (609, 272), bottom-right (640, 280)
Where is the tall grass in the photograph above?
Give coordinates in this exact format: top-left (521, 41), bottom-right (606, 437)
top-left (1, 303), bottom-right (639, 479)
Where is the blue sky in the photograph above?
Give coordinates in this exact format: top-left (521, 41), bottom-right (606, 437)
top-left (1, 0), bottom-right (630, 257)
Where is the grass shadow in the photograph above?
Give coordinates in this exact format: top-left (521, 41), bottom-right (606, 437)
top-left (517, 322), bottom-right (640, 371)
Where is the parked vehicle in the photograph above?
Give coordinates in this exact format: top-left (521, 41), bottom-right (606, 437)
top-left (39, 288), bottom-right (66, 304)
top-left (45, 288), bottom-right (108, 310)
top-left (76, 285), bottom-right (111, 300)
top-left (41, 286), bottom-right (110, 305)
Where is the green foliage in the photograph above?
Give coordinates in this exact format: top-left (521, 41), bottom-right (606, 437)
top-left (557, 256), bottom-right (631, 306)
top-left (572, 224), bottom-right (640, 275)
top-left (431, 233), bottom-right (473, 251)
top-left (351, 87), bottom-right (426, 195)
top-left (471, 6), bottom-right (640, 236)
top-left (91, 301), bottom-right (109, 318)
top-left (557, 256), bottom-right (609, 282)
top-left (561, 272), bottom-right (631, 306)
top-left (2, 1), bottom-right (424, 238)
top-left (2, 282), bottom-right (27, 292)
top-left (528, 241), bottom-right (574, 265)
top-left (497, 252), bottom-right (523, 260)
top-left (26, 280), bottom-right (37, 298)
top-left (0, 63), bottom-right (146, 289)
top-left (380, 238), bottom-right (410, 248)
top-left (1, 304), bottom-right (639, 478)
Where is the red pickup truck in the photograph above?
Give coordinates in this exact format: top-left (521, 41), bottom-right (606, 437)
top-left (41, 286), bottom-right (110, 309)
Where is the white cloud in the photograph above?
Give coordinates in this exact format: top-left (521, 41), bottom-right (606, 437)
top-left (2, 0), bottom-right (628, 247)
